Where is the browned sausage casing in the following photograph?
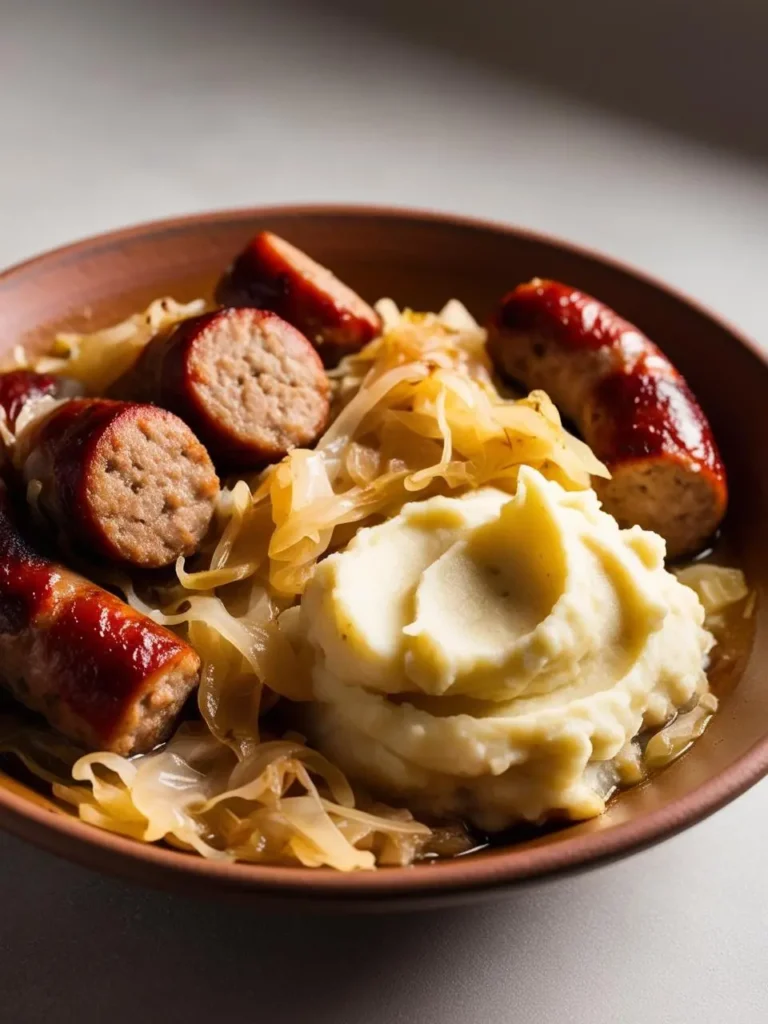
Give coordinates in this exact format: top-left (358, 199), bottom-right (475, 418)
top-left (20, 399), bottom-right (220, 569)
top-left (0, 482), bottom-right (200, 755)
top-left (217, 231), bottom-right (381, 367)
top-left (487, 279), bottom-right (727, 559)
top-left (113, 307), bottom-right (331, 468)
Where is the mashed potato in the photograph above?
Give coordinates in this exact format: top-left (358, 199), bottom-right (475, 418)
top-left (299, 467), bottom-right (714, 830)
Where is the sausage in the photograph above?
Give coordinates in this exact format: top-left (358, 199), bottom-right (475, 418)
top-left (19, 399), bottom-right (220, 569)
top-left (487, 279), bottom-right (727, 559)
top-left (113, 307), bottom-right (330, 468)
top-left (216, 231), bottom-right (381, 367)
top-left (0, 481), bottom-right (200, 754)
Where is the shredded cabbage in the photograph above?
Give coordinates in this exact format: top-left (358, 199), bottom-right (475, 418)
top-left (644, 691), bottom-right (719, 768)
top-left (676, 564), bottom-right (750, 623)
top-left (25, 297), bottom-right (206, 392)
top-left (51, 726), bottom-right (431, 869)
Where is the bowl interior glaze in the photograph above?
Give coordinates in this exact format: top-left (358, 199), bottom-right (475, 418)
top-left (0, 206), bottom-right (766, 909)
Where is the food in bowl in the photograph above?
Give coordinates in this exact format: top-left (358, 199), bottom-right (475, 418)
top-left (0, 233), bottom-right (752, 870)
top-left (302, 468), bottom-right (713, 830)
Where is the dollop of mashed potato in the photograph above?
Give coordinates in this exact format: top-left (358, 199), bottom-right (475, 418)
top-left (299, 467), bottom-right (714, 830)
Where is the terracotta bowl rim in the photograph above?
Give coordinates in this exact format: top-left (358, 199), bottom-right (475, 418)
top-left (1, 202), bottom-right (766, 902)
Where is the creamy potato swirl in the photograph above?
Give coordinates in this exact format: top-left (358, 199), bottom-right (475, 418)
top-left (299, 468), bottom-right (714, 830)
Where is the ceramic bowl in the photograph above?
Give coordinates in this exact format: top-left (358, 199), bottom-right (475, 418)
top-left (0, 206), bottom-right (765, 909)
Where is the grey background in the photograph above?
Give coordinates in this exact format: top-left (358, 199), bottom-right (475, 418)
top-left (1, 1), bottom-right (768, 1021)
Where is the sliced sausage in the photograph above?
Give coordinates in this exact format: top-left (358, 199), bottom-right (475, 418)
top-left (487, 279), bottom-right (727, 559)
top-left (19, 399), bottom-right (220, 569)
top-left (217, 231), bottom-right (381, 367)
top-left (0, 481), bottom-right (200, 755)
top-left (113, 307), bottom-right (330, 468)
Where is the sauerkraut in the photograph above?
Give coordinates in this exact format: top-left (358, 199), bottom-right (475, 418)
top-left (2, 296), bottom-right (749, 869)
top-left (676, 564), bottom-right (751, 630)
top-left (27, 296), bottom-right (206, 391)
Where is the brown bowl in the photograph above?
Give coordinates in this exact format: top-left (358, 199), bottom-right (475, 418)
top-left (0, 205), bottom-right (766, 910)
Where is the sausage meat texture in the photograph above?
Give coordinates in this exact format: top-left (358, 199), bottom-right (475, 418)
top-left (0, 482), bottom-right (200, 755)
top-left (19, 398), bottom-right (220, 569)
top-left (487, 279), bottom-right (727, 559)
top-left (113, 307), bottom-right (331, 468)
top-left (217, 231), bottom-right (381, 367)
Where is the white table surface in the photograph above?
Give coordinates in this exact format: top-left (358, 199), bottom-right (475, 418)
top-left (2, 1), bottom-right (768, 1021)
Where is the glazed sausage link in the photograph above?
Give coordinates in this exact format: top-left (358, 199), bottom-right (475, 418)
top-left (0, 481), bottom-right (200, 755)
top-left (487, 279), bottom-right (727, 558)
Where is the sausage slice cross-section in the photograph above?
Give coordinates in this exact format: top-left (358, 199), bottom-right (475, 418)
top-left (19, 398), bottom-right (220, 569)
top-left (487, 279), bottom-right (727, 558)
top-left (113, 307), bottom-right (330, 468)
top-left (0, 481), bottom-right (200, 754)
top-left (217, 231), bottom-right (381, 367)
